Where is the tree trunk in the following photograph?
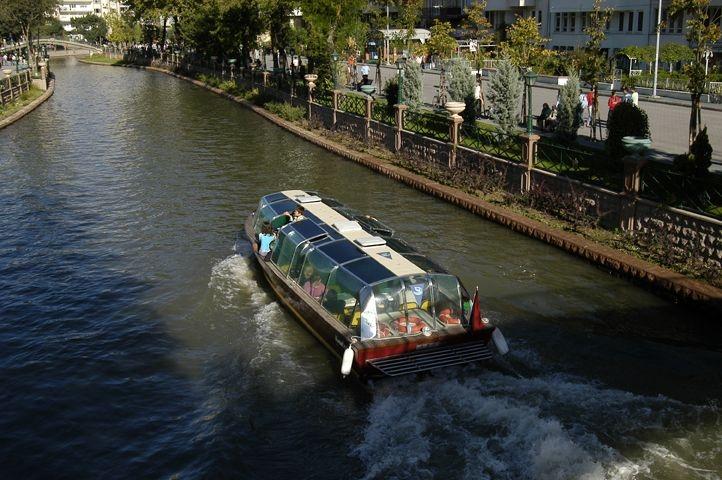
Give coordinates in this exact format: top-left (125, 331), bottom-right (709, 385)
top-left (592, 84), bottom-right (600, 141)
top-left (160, 16), bottom-right (168, 52)
top-left (689, 93), bottom-right (700, 147)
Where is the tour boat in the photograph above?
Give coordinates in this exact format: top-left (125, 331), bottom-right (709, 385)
top-left (245, 190), bottom-right (509, 378)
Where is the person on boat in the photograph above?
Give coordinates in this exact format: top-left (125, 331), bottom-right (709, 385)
top-left (257, 223), bottom-right (276, 260)
top-left (284, 206), bottom-right (306, 222)
top-left (322, 289), bottom-right (346, 317)
top-left (303, 272), bottom-right (325, 300)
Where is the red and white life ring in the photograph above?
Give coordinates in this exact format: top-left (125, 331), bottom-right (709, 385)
top-left (438, 308), bottom-right (461, 325)
top-left (394, 316), bottom-right (425, 334)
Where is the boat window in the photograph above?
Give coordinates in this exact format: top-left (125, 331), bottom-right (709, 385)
top-left (431, 274), bottom-right (465, 327)
top-left (254, 205), bottom-right (276, 234)
top-left (263, 192), bottom-right (288, 204)
top-left (318, 240), bottom-right (365, 264)
top-left (268, 199), bottom-right (298, 216)
top-left (323, 267), bottom-right (364, 327)
top-left (290, 243), bottom-right (314, 283)
top-left (300, 249), bottom-right (336, 302)
top-left (272, 228), bottom-right (301, 274)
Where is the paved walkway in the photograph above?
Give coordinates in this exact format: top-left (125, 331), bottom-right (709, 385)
top-left (354, 63), bottom-right (722, 165)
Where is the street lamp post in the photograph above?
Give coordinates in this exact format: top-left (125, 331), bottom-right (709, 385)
top-left (331, 51), bottom-right (339, 88)
top-left (524, 70), bottom-right (538, 135)
top-left (396, 56), bottom-right (406, 104)
top-left (704, 49), bottom-right (713, 76)
top-left (652, 0), bottom-right (662, 97)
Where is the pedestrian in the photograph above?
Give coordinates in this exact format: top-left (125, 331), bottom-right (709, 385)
top-left (623, 86), bottom-right (632, 103)
top-left (360, 63), bottom-right (370, 85)
top-left (631, 87), bottom-right (639, 107)
top-left (585, 89), bottom-right (595, 126)
top-left (474, 74), bottom-right (485, 118)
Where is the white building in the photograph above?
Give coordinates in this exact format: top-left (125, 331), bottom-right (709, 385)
top-left (57, 1), bottom-right (127, 32)
top-left (423, 0), bottom-right (722, 57)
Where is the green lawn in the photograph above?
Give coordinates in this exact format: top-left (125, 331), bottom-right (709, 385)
top-left (0, 87), bottom-right (45, 122)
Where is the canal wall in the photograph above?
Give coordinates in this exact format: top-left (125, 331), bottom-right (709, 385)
top-left (0, 75), bottom-right (54, 131)
top-left (80, 59), bottom-right (722, 312)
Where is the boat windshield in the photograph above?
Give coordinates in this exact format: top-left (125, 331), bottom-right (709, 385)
top-left (358, 273), bottom-right (469, 340)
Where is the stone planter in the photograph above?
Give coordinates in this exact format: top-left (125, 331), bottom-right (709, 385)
top-left (360, 84), bottom-right (375, 96)
top-left (303, 74), bottom-right (318, 83)
top-left (444, 101), bottom-right (465, 119)
top-left (2, 69), bottom-right (12, 76)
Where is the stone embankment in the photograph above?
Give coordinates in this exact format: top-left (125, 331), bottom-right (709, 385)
top-left (80, 58), bottom-right (722, 314)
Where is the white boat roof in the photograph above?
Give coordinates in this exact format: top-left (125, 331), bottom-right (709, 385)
top-left (282, 189), bottom-right (425, 278)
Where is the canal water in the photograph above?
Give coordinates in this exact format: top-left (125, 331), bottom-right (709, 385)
top-left (1, 58), bottom-right (720, 479)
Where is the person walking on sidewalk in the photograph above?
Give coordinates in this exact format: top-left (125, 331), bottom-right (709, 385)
top-left (631, 87), bottom-right (639, 107)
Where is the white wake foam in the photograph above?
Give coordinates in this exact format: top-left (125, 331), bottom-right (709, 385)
top-left (354, 371), bottom-right (720, 480)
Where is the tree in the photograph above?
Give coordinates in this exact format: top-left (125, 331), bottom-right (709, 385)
top-left (659, 43), bottom-right (694, 72)
top-left (462, 0), bottom-right (494, 73)
top-left (447, 57), bottom-right (475, 123)
top-left (669, 0), bottom-right (721, 147)
top-left (0, 0), bottom-right (58, 73)
top-left (500, 16), bottom-right (549, 70)
top-left (425, 20), bottom-right (457, 60)
top-left (39, 17), bottom-right (65, 38)
top-left (580, 0), bottom-right (612, 138)
top-left (404, 59), bottom-right (422, 108)
top-left (487, 55), bottom-right (522, 135)
top-left (555, 71), bottom-right (583, 142)
top-left (606, 102), bottom-right (650, 158)
top-left (396, 0), bottom-right (422, 51)
top-left (106, 11), bottom-right (141, 46)
top-left (71, 14), bottom-right (108, 44)
top-left (618, 45), bottom-right (655, 72)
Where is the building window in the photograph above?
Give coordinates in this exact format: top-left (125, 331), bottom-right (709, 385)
top-left (581, 12), bottom-right (587, 30)
top-left (538, 10), bottom-right (542, 25)
top-left (618, 11), bottom-right (624, 31)
top-left (637, 11), bottom-right (644, 31)
top-left (555, 12), bottom-right (561, 32)
top-left (570, 12), bottom-right (576, 32)
top-left (562, 12), bottom-right (569, 32)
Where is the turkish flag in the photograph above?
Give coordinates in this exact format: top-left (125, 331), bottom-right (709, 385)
top-left (471, 287), bottom-right (485, 332)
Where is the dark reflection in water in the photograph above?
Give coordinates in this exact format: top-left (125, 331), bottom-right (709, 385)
top-left (0, 58), bottom-right (719, 480)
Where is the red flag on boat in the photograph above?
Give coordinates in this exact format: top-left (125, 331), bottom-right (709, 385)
top-left (470, 286), bottom-right (485, 332)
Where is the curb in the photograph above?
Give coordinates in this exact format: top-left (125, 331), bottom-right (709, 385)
top-left (0, 77), bottom-right (55, 130)
top-left (85, 61), bottom-right (722, 311)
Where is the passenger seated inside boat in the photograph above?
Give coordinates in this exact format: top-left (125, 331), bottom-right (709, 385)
top-left (303, 272), bottom-right (326, 300)
top-left (257, 223), bottom-right (276, 261)
top-left (283, 206), bottom-right (306, 223)
top-left (322, 289), bottom-right (346, 316)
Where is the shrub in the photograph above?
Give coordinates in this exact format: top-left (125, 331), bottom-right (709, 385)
top-left (218, 80), bottom-right (238, 94)
top-left (606, 102), bottom-right (650, 159)
top-left (404, 60), bottom-right (422, 108)
top-left (555, 71), bottom-right (583, 142)
top-left (674, 126), bottom-right (713, 176)
top-left (447, 58), bottom-right (476, 124)
top-left (487, 56), bottom-right (522, 135)
top-left (384, 77), bottom-right (399, 118)
top-left (265, 101), bottom-right (306, 122)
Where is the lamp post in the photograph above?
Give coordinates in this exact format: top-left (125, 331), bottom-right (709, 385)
top-left (524, 70), bottom-right (538, 135)
top-left (290, 48), bottom-right (296, 96)
top-left (704, 49), bottom-right (713, 76)
top-left (331, 51), bottom-right (339, 88)
top-left (652, 0), bottom-right (662, 97)
top-left (396, 56), bottom-right (406, 104)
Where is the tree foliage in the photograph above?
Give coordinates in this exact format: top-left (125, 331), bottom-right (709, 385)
top-left (555, 72), bottom-right (583, 142)
top-left (447, 57), bottom-right (476, 124)
top-left (500, 16), bottom-right (550, 69)
top-left (425, 20), bottom-right (456, 60)
top-left (606, 102), bottom-right (651, 159)
top-left (669, 0), bottom-right (721, 146)
top-left (403, 59), bottom-right (422, 108)
top-left (0, 0), bottom-right (58, 71)
top-left (39, 17), bottom-right (65, 38)
top-left (462, 0), bottom-right (494, 71)
top-left (71, 14), bottom-right (108, 44)
top-left (487, 55), bottom-right (522, 135)
top-left (106, 11), bottom-right (141, 46)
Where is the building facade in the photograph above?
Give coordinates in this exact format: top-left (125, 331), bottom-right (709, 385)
top-left (57, 1), bottom-right (127, 32)
top-left (422, 0), bottom-right (722, 57)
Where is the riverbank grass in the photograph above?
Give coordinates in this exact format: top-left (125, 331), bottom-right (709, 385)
top-left (79, 55), bottom-right (126, 66)
top-left (0, 87), bottom-right (45, 122)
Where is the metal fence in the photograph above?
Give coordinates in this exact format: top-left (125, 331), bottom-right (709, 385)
top-left (640, 166), bottom-right (722, 219)
top-left (459, 122), bottom-right (521, 163)
top-left (371, 101), bottom-right (395, 126)
top-left (535, 141), bottom-right (625, 191)
top-left (404, 110), bottom-right (450, 142)
top-left (337, 93), bottom-right (367, 117)
top-left (0, 70), bottom-right (32, 106)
